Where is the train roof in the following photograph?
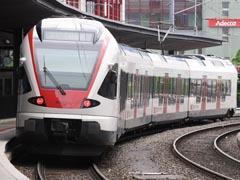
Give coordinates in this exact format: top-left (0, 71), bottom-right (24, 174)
top-left (33, 18), bottom-right (107, 43)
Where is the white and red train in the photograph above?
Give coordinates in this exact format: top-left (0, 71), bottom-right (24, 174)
top-left (16, 18), bottom-right (237, 155)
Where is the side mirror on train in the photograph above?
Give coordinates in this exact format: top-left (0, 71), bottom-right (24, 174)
top-left (20, 57), bottom-right (26, 66)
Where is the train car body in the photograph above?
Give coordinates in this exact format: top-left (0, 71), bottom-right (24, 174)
top-left (186, 55), bottom-right (237, 119)
top-left (16, 18), bottom-right (237, 156)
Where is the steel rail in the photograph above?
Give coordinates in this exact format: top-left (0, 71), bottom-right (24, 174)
top-left (213, 128), bottom-right (240, 164)
top-left (35, 161), bottom-right (45, 180)
top-left (90, 163), bottom-right (109, 180)
top-left (173, 122), bottom-right (240, 180)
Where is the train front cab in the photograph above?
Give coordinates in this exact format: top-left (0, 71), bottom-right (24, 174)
top-left (16, 18), bottom-right (120, 156)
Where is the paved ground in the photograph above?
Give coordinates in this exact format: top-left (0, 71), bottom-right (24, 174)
top-left (0, 118), bottom-right (28, 180)
top-left (0, 118), bottom-right (16, 132)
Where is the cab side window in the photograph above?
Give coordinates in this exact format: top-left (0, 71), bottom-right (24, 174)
top-left (18, 66), bottom-right (31, 94)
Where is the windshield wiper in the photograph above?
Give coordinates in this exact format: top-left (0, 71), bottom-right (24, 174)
top-left (43, 61), bottom-right (66, 95)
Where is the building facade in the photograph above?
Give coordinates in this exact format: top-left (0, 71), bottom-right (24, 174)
top-left (202, 0), bottom-right (240, 59)
top-left (61, 0), bottom-right (124, 21)
top-left (86, 0), bottom-right (123, 21)
top-left (62, 0), bottom-right (240, 59)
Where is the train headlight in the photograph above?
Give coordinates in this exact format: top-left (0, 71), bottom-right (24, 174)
top-left (81, 99), bottom-right (100, 108)
top-left (28, 96), bottom-right (46, 106)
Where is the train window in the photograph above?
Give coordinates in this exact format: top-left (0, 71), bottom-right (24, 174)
top-left (98, 69), bottom-right (118, 100)
top-left (190, 79), bottom-right (197, 96)
top-left (176, 78), bottom-right (182, 95)
top-left (159, 77), bottom-right (164, 94)
top-left (18, 66), bottom-right (32, 94)
top-left (196, 80), bottom-right (202, 103)
top-left (131, 74), bottom-right (136, 109)
top-left (0, 49), bottom-right (14, 69)
top-left (149, 76), bottom-right (153, 99)
top-left (225, 80), bottom-right (231, 96)
top-left (140, 76), bottom-right (144, 107)
top-left (139, 75), bottom-right (142, 107)
top-left (4, 78), bottom-right (12, 96)
top-left (35, 39), bottom-right (102, 90)
top-left (119, 71), bottom-right (127, 111)
top-left (212, 80), bottom-right (217, 102)
top-left (154, 77), bottom-right (160, 98)
top-left (44, 31), bottom-right (79, 41)
top-left (197, 80), bottom-right (202, 96)
top-left (158, 95), bottom-right (163, 105)
top-left (207, 80), bottom-right (212, 102)
top-left (152, 77), bottom-right (156, 98)
top-left (184, 79), bottom-right (189, 96)
top-left (44, 31), bottom-right (95, 43)
top-left (133, 74), bottom-right (137, 106)
top-left (164, 75), bottom-right (169, 94)
top-left (136, 75), bottom-right (141, 107)
top-left (127, 74), bottom-right (133, 99)
top-left (172, 78), bottom-right (177, 95)
top-left (168, 78), bottom-right (173, 95)
top-left (168, 78), bottom-right (176, 105)
top-left (145, 76), bottom-right (150, 106)
top-left (0, 79), bottom-right (2, 96)
top-left (181, 79), bottom-right (184, 96)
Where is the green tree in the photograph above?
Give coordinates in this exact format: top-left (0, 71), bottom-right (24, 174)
top-left (232, 49), bottom-right (240, 65)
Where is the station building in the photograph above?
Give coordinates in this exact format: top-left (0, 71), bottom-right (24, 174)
top-left (60, 0), bottom-right (124, 21)
top-left (202, 0), bottom-right (240, 59)
top-left (63, 0), bottom-right (240, 59)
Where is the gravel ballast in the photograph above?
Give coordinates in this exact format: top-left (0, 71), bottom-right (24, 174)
top-left (98, 118), bottom-right (240, 180)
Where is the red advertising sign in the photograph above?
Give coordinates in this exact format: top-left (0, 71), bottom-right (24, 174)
top-left (208, 19), bottom-right (240, 27)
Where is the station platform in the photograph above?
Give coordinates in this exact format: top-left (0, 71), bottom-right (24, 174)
top-left (0, 118), bottom-right (28, 180)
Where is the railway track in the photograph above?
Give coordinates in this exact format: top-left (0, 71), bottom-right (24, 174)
top-left (214, 128), bottom-right (240, 164)
top-left (173, 122), bottom-right (240, 180)
top-left (34, 161), bottom-right (108, 180)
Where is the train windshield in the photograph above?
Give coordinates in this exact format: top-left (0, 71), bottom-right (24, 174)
top-left (34, 39), bottom-right (102, 90)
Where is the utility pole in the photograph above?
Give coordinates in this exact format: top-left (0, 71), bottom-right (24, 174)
top-left (194, 0), bottom-right (198, 35)
top-left (169, 0), bottom-right (175, 31)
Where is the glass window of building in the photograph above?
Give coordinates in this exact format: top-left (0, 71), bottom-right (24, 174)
top-left (222, 1), bottom-right (229, 17)
top-left (0, 49), bottom-right (14, 69)
top-left (125, 0), bottom-right (202, 30)
top-left (222, 9), bottom-right (229, 17)
top-left (222, 1), bottom-right (229, 9)
top-left (222, 27), bottom-right (229, 41)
